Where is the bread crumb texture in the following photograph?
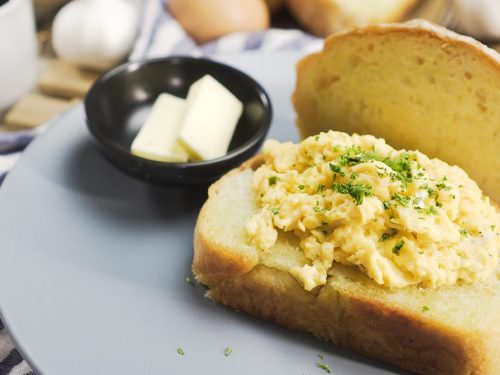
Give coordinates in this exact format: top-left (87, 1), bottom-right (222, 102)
top-left (247, 131), bottom-right (499, 290)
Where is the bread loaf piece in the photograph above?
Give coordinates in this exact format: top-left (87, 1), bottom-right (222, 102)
top-left (293, 20), bottom-right (500, 203)
top-left (193, 157), bottom-right (500, 375)
top-left (286, 0), bottom-right (418, 36)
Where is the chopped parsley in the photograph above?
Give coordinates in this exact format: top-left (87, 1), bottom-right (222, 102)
top-left (336, 147), bottom-right (415, 187)
top-left (313, 206), bottom-right (326, 213)
top-left (332, 182), bottom-right (373, 205)
top-left (379, 229), bottom-right (398, 242)
top-left (420, 184), bottom-right (436, 198)
top-left (270, 207), bottom-right (280, 215)
top-left (298, 184), bottom-right (305, 190)
top-left (413, 196), bottom-right (423, 206)
top-left (491, 225), bottom-right (496, 232)
top-left (459, 229), bottom-right (469, 236)
top-left (382, 153), bottom-right (414, 187)
top-left (392, 240), bottom-right (405, 255)
top-left (316, 362), bottom-right (331, 373)
top-left (375, 165), bottom-right (387, 177)
top-left (316, 184), bottom-right (326, 193)
top-left (268, 176), bottom-right (278, 186)
top-left (422, 306), bottom-right (430, 312)
top-left (350, 172), bottom-right (359, 180)
top-left (314, 135), bottom-right (320, 141)
top-left (318, 354), bottom-right (324, 360)
top-left (329, 163), bottom-right (345, 177)
top-left (224, 347), bottom-right (233, 357)
top-left (338, 145), bottom-right (376, 167)
top-left (416, 205), bottom-right (438, 215)
top-left (177, 348), bottom-right (185, 356)
top-left (391, 193), bottom-right (411, 207)
top-left (436, 179), bottom-right (452, 191)
top-left (379, 233), bottom-right (390, 242)
top-left (383, 201), bottom-right (390, 210)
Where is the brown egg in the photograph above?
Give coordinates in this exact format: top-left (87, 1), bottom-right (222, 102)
top-left (169, 0), bottom-right (270, 44)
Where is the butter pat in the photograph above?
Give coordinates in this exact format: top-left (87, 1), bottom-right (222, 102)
top-left (179, 75), bottom-right (243, 160)
top-left (131, 93), bottom-right (189, 162)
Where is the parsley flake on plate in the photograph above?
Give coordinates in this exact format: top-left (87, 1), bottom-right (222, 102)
top-left (316, 362), bottom-right (331, 373)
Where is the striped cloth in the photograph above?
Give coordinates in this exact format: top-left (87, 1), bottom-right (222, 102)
top-left (0, 0), bottom-right (320, 374)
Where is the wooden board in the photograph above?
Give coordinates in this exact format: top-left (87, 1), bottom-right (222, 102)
top-left (38, 59), bottom-right (100, 99)
top-left (4, 92), bottom-right (80, 129)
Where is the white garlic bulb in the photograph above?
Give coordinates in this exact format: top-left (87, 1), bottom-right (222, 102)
top-left (453, 0), bottom-right (500, 40)
top-left (52, 0), bottom-right (139, 70)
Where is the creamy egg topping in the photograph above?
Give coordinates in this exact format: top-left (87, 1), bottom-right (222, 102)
top-left (246, 131), bottom-right (499, 290)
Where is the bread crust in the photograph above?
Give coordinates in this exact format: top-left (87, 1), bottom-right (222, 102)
top-left (192, 156), bottom-right (264, 285)
top-left (324, 20), bottom-right (500, 67)
top-left (295, 20), bottom-right (500, 114)
top-left (203, 262), bottom-right (497, 375)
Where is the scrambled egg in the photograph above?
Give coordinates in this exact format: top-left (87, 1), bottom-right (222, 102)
top-left (246, 131), bottom-right (500, 290)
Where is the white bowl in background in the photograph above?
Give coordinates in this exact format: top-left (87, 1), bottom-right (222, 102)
top-left (0, 0), bottom-right (37, 113)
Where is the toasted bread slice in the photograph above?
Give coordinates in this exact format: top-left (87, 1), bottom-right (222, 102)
top-left (193, 156), bottom-right (500, 375)
top-left (293, 20), bottom-right (500, 203)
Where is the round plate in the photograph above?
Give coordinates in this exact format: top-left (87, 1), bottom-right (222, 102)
top-left (0, 52), bottom-right (400, 375)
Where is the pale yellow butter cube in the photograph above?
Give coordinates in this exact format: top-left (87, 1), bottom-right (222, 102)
top-left (179, 75), bottom-right (243, 160)
top-left (130, 93), bottom-right (188, 162)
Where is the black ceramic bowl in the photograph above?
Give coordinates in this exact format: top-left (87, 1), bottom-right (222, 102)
top-left (84, 57), bottom-right (272, 187)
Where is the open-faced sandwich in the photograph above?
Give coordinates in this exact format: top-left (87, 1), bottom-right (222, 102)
top-left (192, 20), bottom-right (500, 375)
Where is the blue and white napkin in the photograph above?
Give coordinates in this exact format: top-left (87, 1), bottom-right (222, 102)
top-left (0, 0), bottom-right (320, 373)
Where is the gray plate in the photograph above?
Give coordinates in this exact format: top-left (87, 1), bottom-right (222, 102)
top-left (0, 52), bottom-right (401, 375)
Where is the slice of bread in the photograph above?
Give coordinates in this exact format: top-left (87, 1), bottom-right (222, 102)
top-left (293, 20), bottom-right (500, 203)
top-left (286, 0), bottom-right (418, 37)
top-left (193, 156), bottom-right (500, 375)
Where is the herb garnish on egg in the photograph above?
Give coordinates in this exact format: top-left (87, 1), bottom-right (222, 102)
top-left (392, 240), bottom-right (405, 255)
top-left (332, 182), bottom-right (373, 205)
top-left (247, 131), bottom-right (499, 290)
top-left (268, 176), bottom-right (278, 185)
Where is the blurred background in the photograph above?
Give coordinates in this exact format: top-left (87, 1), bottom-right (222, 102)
top-left (0, 0), bottom-right (499, 133)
